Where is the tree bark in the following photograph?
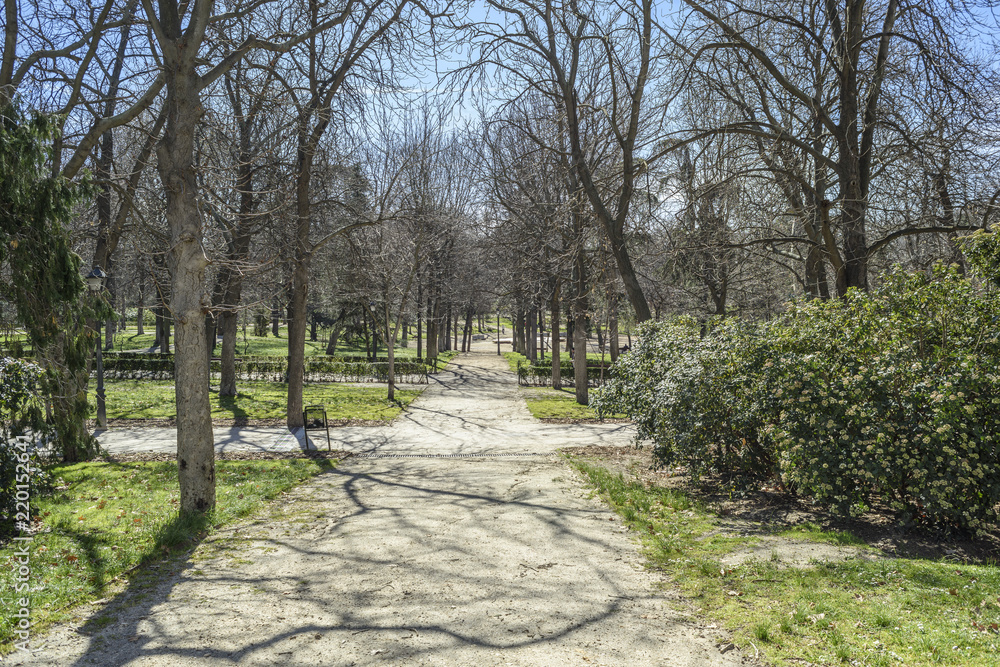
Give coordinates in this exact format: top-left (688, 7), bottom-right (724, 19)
top-left (385, 301), bottom-right (395, 401)
top-left (325, 325), bottom-right (340, 355)
top-left (609, 292), bottom-right (619, 363)
top-left (462, 307), bottom-right (473, 352)
top-left (218, 308), bottom-right (239, 396)
top-left (527, 307), bottom-right (537, 361)
top-left (551, 282), bottom-right (561, 390)
top-left (155, 7), bottom-right (215, 512)
top-left (573, 227), bottom-right (588, 405)
top-left (425, 297), bottom-right (438, 361)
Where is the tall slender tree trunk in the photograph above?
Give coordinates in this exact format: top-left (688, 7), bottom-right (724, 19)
top-left (217, 232), bottom-right (251, 396)
top-left (426, 297), bottom-right (438, 362)
top-left (416, 283), bottom-right (423, 361)
top-left (219, 309), bottom-right (239, 396)
top-left (385, 301), bottom-right (395, 402)
top-left (462, 307), bottom-right (473, 352)
top-left (551, 282), bottom-right (561, 390)
top-left (445, 305), bottom-right (452, 351)
top-left (537, 301), bottom-right (545, 361)
top-left (527, 308), bottom-right (537, 361)
top-left (573, 216), bottom-right (588, 405)
top-left (573, 304), bottom-right (588, 404)
top-left (609, 290), bottom-right (619, 363)
top-left (157, 33), bottom-right (215, 513)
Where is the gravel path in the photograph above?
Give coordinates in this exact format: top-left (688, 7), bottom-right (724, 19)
top-left (12, 348), bottom-right (750, 666)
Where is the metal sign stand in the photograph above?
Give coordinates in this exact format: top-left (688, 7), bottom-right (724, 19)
top-left (302, 405), bottom-right (331, 452)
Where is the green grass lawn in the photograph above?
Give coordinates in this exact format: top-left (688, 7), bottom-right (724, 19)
top-left (91, 380), bottom-right (422, 421)
top-left (521, 387), bottom-right (625, 420)
top-left (0, 457), bottom-right (339, 651)
top-left (569, 459), bottom-right (1000, 667)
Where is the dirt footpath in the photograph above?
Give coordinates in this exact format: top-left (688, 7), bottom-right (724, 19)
top-left (12, 349), bottom-right (751, 666)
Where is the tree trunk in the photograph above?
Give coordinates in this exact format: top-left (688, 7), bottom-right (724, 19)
top-left (416, 292), bottom-right (423, 360)
top-left (425, 297), bottom-right (438, 362)
top-left (527, 307), bottom-right (537, 361)
top-left (104, 306), bottom-right (116, 351)
top-left (609, 293), bottom-right (619, 363)
top-left (551, 282), bottom-right (561, 390)
top-left (157, 307), bottom-right (170, 354)
top-left (157, 42), bottom-right (215, 514)
top-left (216, 257), bottom-right (249, 396)
top-left (573, 214), bottom-right (588, 405)
top-left (804, 243), bottom-right (831, 300)
top-left (218, 309), bottom-right (239, 396)
top-left (462, 307), bottom-right (473, 352)
top-left (285, 234), bottom-right (310, 430)
top-left (136, 305), bottom-right (144, 335)
top-left (153, 307), bottom-right (162, 348)
top-left (573, 305), bottom-right (588, 405)
top-left (537, 301), bottom-right (545, 361)
top-left (386, 302), bottom-right (395, 402)
top-left (205, 312), bottom-right (216, 360)
top-left (325, 325), bottom-right (340, 355)
top-left (416, 281), bottom-right (423, 360)
top-left (445, 305), bottom-right (452, 351)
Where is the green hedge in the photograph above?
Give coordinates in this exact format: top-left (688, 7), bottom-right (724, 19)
top-left (516, 359), bottom-right (611, 387)
top-left (594, 265), bottom-right (1000, 534)
top-left (100, 354), bottom-right (429, 384)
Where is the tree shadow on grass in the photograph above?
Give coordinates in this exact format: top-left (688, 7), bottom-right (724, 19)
top-left (216, 395), bottom-right (251, 423)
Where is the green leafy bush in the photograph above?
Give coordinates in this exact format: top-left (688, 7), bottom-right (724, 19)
top-left (595, 265), bottom-right (1000, 534)
top-left (593, 317), bottom-right (777, 486)
top-left (1, 358), bottom-right (52, 539)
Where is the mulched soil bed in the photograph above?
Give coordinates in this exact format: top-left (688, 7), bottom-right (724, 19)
top-left (89, 417), bottom-right (387, 428)
top-left (97, 450), bottom-right (354, 463)
top-left (563, 444), bottom-right (1000, 566)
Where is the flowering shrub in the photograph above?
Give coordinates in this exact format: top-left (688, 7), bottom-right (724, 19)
top-left (595, 265), bottom-right (1000, 534)
top-left (593, 316), bottom-right (778, 486)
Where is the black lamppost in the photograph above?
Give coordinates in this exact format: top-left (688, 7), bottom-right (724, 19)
top-left (496, 310), bottom-right (501, 356)
top-left (85, 268), bottom-right (108, 429)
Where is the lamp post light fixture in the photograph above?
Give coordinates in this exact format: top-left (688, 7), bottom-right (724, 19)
top-left (85, 267), bottom-right (108, 429)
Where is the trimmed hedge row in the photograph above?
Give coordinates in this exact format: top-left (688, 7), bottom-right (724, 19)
top-left (100, 354), bottom-right (429, 384)
top-left (594, 265), bottom-right (1000, 534)
top-left (516, 359), bottom-right (611, 387)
